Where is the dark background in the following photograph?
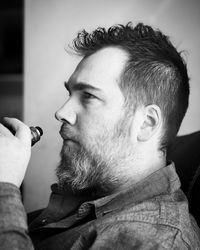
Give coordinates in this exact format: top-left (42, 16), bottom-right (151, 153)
top-left (0, 0), bottom-right (23, 121)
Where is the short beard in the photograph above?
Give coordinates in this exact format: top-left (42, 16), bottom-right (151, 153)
top-left (56, 143), bottom-right (119, 197)
top-left (56, 111), bottom-right (134, 197)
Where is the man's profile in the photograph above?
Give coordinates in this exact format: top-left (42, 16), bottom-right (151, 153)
top-left (0, 22), bottom-right (200, 249)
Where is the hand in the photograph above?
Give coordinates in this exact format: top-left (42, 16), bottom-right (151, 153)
top-left (0, 118), bottom-right (32, 187)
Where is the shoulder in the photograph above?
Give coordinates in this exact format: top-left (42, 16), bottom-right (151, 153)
top-left (74, 220), bottom-right (189, 250)
top-left (90, 195), bottom-right (200, 249)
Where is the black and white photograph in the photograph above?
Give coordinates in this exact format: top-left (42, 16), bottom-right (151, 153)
top-left (0, 0), bottom-right (200, 249)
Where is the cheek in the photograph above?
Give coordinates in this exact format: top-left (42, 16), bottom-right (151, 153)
top-left (76, 108), bottom-right (123, 146)
top-left (78, 120), bottom-right (110, 149)
top-left (77, 113), bottom-right (104, 133)
top-left (82, 120), bottom-right (104, 141)
top-left (76, 114), bottom-right (100, 142)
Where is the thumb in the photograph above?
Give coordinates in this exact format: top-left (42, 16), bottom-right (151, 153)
top-left (3, 117), bottom-right (31, 145)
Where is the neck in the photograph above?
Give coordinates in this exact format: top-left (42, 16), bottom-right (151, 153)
top-left (117, 142), bottom-right (166, 191)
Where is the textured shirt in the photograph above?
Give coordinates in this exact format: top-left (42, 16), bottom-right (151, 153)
top-left (1, 163), bottom-right (200, 249)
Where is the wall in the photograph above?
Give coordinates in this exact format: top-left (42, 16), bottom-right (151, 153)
top-left (0, 3), bottom-right (23, 125)
top-left (24, 0), bottom-right (200, 212)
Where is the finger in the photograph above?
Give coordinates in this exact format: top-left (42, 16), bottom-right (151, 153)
top-left (0, 123), bottom-right (14, 136)
top-left (3, 117), bottom-right (31, 144)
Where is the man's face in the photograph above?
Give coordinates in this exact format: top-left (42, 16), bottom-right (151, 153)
top-left (55, 47), bottom-right (134, 196)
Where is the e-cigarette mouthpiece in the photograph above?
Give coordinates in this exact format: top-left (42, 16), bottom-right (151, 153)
top-left (30, 126), bottom-right (43, 146)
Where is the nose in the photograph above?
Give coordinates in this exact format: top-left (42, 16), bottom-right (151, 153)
top-left (55, 101), bottom-right (77, 125)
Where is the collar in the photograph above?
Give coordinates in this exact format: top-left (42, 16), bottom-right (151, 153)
top-left (45, 162), bottom-right (180, 220)
top-left (92, 162), bottom-right (180, 217)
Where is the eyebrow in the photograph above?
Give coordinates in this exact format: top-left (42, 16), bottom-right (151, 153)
top-left (64, 81), bottom-right (101, 92)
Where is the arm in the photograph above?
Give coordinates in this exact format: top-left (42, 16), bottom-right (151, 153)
top-left (0, 118), bottom-right (34, 250)
top-left (0, 182), bottom-right (34, 250)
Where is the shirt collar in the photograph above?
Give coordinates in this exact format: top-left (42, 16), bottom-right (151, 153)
top-left (48, 162), bottom-right (180, 220)
top-left (92, 162), bottom-right (180, 217)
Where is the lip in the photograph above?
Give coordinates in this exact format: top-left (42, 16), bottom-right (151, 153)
top-left (59, 130), bottom-right (77, 143)
top-left (59, 130), bottom-right (69, 139)
top-left (63, 139), bottom-right (76, 145)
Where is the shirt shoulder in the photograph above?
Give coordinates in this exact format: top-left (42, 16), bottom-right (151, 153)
top-left (89, 191), bottom-right (200, 249)
top-left (73, 220), bottom-right (189, 250)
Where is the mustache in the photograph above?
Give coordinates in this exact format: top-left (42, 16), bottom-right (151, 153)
top-left (59, 124), bottom-right (79, 142)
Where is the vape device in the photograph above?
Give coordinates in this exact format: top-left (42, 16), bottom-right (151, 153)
top-left (30, 126), bottom-right (43, 146)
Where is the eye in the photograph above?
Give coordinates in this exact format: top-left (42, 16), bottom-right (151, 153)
top-left (81, 92), bottom-right (97, 105)
top-left (82, 92), bottom-right (96, 100)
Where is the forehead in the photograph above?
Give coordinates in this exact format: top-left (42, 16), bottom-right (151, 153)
top-left (69, 47), bottom-right (129, 93)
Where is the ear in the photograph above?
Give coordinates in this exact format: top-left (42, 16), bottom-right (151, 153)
top-left (137, 105), bottom-right (162, 142)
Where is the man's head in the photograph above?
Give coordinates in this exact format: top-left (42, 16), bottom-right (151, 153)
top-left (56, 47), bottom-right (135, 196)
top-left (72, 22), bottom-right (189, 148)
top-left (55, 23), bottom-right (189, 196)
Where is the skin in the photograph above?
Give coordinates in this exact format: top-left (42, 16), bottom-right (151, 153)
top-left (0, 118), bottom-right (31, 187)
top-left (55, 47), bottom-right (133, 195)
top-left (55, 47), bottom-right (128, 143)
top-left (0, 46), bottom-right (165, 191)
top-left (55, 46), bottom-right (166, 196)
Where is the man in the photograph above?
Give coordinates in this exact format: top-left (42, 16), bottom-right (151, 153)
top-left (0, 23), bottom-right (200, 249)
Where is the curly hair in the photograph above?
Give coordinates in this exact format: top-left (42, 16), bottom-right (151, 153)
top-left (71, 23), bottom-right (189, 148)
